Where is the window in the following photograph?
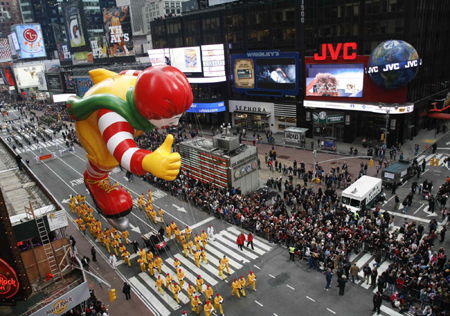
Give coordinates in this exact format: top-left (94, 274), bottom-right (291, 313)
top-left (176, 2), bottom-right (180, 7)
top-left (165, 2), bottom-right (169, 7)
top-left (177, 9), bottom-right (180, 14)
top-left (171, 2), bottom-right (174, 7)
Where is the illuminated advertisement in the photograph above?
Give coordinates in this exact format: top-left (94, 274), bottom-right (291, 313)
top-left (201, 44), bottom-right (225, 77)
top-left (46, 73), bottom-right (64, 92)
top-left (306, 64), bottom-right (364, 98)
top-left (186, 101), bottom-right (226, 113)
top-left (103, 6), bottom-right (135, 57)
top-left (90, 36), bottom-right (109, 59)
top-left (76, 78), bottom-right (94, 97)
top-left (1, 66), bottom-right (16, 86)
top-left (232, 51), bottom-right (300, 97)
top-left (11, 24), bottom-right (46, 59)
top-left (170, 46), bottom-right (202, 73)
top-left (13, 64), bottom-right (45, 89)
top-left (0, 38), bottom-right (12, 62)
top-left (62, 72), bottom-right (76, 93)
top-left (62, 1), bottom-right (91, 53)
top-left (52, 23), bottom-right (72, 63)
top-left (148, 48), bottom-right (170, 66)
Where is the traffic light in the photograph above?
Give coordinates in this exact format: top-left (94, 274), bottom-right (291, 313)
top-left (430, 158), bottom-right (435, 166)
top-left (369, 159), bottom-right (373, 167)
top-left (109, 289), bottom-right (116, 302)
top-left (435, 158), bottom-right (440, 166)
top-left (380, 134), bottom-right (385, 141)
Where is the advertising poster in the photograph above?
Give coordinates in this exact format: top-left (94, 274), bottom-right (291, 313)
top-left (1, 66), bottom-right (16, 86)
top-left (37, 71), bottom-right (47, 91)
top-left (201, 44), bottom-right (225, 77)
top-left (76, 78), bottom-right (94, 97)
top-left (7, 34), bottom-right (18, 59)
top-left (90, 36), bottom-right (109, 59)
top-left (170, 46), bottom-right (202, 73)
top-left (305, 64), bottom-right (364, 97)
top-left (13, 64), bottom-right (45, 89)
top-left (0, 38), bottom-right (12, 62)
top-left (46, 73), bottom-right (64, 92)
top-left (52, 23), bottom-right (72, 63)
top-left (62, 1), bottom-right (91, 53)
top-left (11, 24), bottom-right (47, 59)
top-left (62, 72), bottom-right (76, 93)
top-left (103, 6), bottom-right (135, 57)
top-left (148, 48), bottom-right (170, 66)
top-left (233, 58), bottom-right (255, 89)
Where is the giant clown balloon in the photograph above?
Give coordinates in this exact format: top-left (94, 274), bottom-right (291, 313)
top-left (67, 66), bottom-right (193, 230)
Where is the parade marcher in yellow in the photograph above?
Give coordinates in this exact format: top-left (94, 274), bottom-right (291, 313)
top-left (75, 194), bottom-right (81, 205)
top-left (165, 273), bottom-right (174, 290)
top-left (205, 284), bottom-right (213, 302)
top-left (80, 195), bottom-right (86, 204)
top-left (172, 282), bottom-right (181, 304)
top-left (148, 189), bottom-right (153, 202)
top-left (194, 234), bottom-right (202, 251)
top-left (145, 205), bottom-right (153, 219)
top-left (174, 227), bottom-right (181, 243)
top-left (180, 233), bottom-right (186, 245)
top-left (122, 250), bottom-right (131, 267)
top-left (170, 221), bottom-right (178, 232)
top-left (87, 206), bottom-right (94, 217)
top-left (155, 275), bottom-right (164, 295)
top-left (200, 248), bottom-right (208, 264)
top-left (182, 242), bottom-right (189, 257)
top-left (185, 226), bottom-right (192, 240)
top-left (149, 208), bottom-right (157, 224)
top-left (147, 250), bottom-right (153, 263)
top-left (111, 239), bottom-right (119, 256)
top-left (69, 195), bottom-right (76, 205)
top-left (173, 257), bottom-right (181, 270)
top-left (218, 261), bottom-right (226, 280)
top-left (188, 239), bottom-right (195, 255)
top-left (147, 259), bottom-right (155, 276)
top-left (191, 296), bottom-right (201, 315)
top-left (194, 251), bottom-right (201, 268)
top-left (69, 200), bottom-right (76, 213)
top-left (137, 193), bottom-right (145, 210)
top-left (231, 279), bottom-right (241, 298)
top-left (204, 300), bottom-right (215, 316)
top-left (103, 235), bottom-right (111, 253)
top-left (97, 230), bottom-right (105, 244)
top-left (75, 205), bottom-right (82, 217)
top-left (177, 268), bottom-right (185, 288)
top-left (139, 248), bottom-right (148, 264)
top-left (81, 209), bottom-right (90, 222)
top-left (221, 256), bottom-right (230, 274)
top-left (158, 208), bottom-right (164, 223)
top-left (187, 283), bottom-right (196, 300)
top-left (121, 230), bottom-right (129, 244)
top-left (75, 217), bottom-right (84, 229)
top-left (239, 276), bottom-right (246, 297)
top-left (119, 243), bottom-right (126, 255)
top-left (112, 230), bottom-right (121, 243)
top-left (214, 294), bottom-right (224, 316)
top-left (95, 220), bottom-right (102, 231)
top-left (247, 271), bottom-right (256, 291)
top-left (196, 275), bottom-right (204, 294)
top-left (154, 255), bottom-right (163, 273)
top-left (201, 231), bottom-right (208, 248)
top-left (166, 224), bottom-right (172, 239)
top-left (137, 257), bottom-right (146, 272)
top-left (80, 222), bottom-right (86, 235)
top-left (104, 227), bottom-right (111, 239)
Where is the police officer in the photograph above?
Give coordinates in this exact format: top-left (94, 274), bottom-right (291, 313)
top-left (289, 245), bottom-right (296, 261)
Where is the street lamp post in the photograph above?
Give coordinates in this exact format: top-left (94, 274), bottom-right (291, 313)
top-left (378, 103), bottom-right (399, 148)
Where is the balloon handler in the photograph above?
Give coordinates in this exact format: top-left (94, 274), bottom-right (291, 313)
top-left (67, 66), bottom-right (193, 230)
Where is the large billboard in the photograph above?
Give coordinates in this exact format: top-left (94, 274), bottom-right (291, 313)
top-left (13, 64), bottom-right (45, 89)
top-left (90, 36), bottom-right (109, 59)
top-left (201, 44), bottom-right (225, 77)
top-left (11, 24), bottom-right (47, 59)
top-left (76, 78), bottom-right (94, 97)
top-left (62, 1), bottom-right (91, 53)
top-left (46, 73), bottom-right (64, 92)
top-left (232, 51), bottom-right (300, 97)
top-left (305, 64), bottom-right (364, 98)
top-left (170, 46), bottom-right (202, 73)
top-left (52, 23), bottom-right (72, 63)
top-left (0, 66), bottom-right (16, 87)
top-left (103, 6), bottom-right (135, 57)
top-left (62, 72), bottom-right (76, 93)
top-left (148, 48), bottom-right (170, 66)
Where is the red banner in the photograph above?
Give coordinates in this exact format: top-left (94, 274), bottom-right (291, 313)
top-left (39, 154), bottom-right (53, 161)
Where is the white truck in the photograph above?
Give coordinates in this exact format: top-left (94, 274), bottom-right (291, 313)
top-left (341, 176), bottom-right (382, 214)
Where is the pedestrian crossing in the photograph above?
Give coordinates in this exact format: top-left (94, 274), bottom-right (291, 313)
top-left (13, 138), bottom-right (68, 154)
top-left (122, 226), bottom-right (271, 315)
top-left (416, 153), bottom-right (447, 167)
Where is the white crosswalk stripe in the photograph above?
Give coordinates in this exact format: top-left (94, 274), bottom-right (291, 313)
top-left (151, 189), bottom-right (167, 200)
top-left (128, 276), bottom-right (171, 316)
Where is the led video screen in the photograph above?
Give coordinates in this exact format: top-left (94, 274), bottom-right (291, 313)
top-left (255, 58), bottom-right (296, 90)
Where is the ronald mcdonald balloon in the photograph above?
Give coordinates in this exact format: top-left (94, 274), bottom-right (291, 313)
top-left (67, 66), bottom-right (193, 230)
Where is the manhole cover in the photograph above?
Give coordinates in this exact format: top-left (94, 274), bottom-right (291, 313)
top-left (278, 155), bottom-right (290, 159)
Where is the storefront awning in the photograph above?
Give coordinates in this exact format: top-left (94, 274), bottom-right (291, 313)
top-left (427, 112), bottom-right (450, 120)
top-left (234, 110), bottom-right (271, 115)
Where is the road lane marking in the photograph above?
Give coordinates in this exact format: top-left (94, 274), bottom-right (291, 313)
top-left (327, 308), bottom-right (336, 314)
top-left (255, 300), bottom-right (263, 307)
top-left (414, 203), bottom-right (425, 214)
top-left (306, 296), bottom-right (315, 302)
top-left (254, 265), bottom-right (261, 270)
top-left (287, 285), bottom-right (295, 290)
top-left (269, 274), bottom-right (276, 278)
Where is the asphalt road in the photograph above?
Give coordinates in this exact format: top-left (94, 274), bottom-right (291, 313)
top-left (2, 110), bottom-right (449, 316)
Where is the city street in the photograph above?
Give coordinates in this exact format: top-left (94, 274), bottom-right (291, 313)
top-left (2, 110), bottom-right (449, 316)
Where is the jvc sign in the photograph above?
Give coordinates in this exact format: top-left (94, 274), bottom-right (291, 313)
top-left (314, 43), bottom-right (357, 61)
top-left (365, 59), bottom-right (423, 74)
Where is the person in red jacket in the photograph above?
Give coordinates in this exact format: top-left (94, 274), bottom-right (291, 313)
top-left (237, 233), bottom-right (245, 251)
top-left (247, 233), bottom-right (254, 250)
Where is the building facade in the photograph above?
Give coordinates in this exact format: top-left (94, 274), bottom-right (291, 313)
top-left (150, 0), bottom-right (450, 145)
top-left (0, 0), bottom-right (23, 38)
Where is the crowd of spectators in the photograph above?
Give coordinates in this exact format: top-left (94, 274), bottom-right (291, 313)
top-left (62, 290), bottom-right (109, 316)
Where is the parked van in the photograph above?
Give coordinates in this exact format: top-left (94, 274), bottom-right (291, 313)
top-left (342, 176), bottom-right (382, 214)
